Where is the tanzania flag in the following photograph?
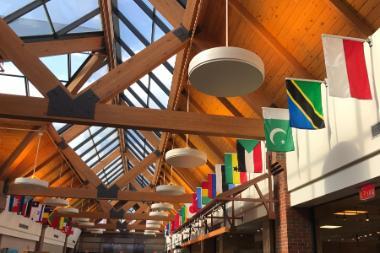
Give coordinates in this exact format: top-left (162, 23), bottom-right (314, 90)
top-left (236, 139), bottom-right (263, 173)
top-left (262, 107), bottom-right (294, 152)
top-left (286, 78), bottom-right (325, 129)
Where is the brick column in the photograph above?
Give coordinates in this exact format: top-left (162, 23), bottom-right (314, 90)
top-left (273, 153), bottom-right (314, 253)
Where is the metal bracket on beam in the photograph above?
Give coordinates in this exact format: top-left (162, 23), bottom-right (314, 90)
top-left (117, 221), bottom-right (128, 231)
top-left (110, 208), bottom-right (125, 219)
top-left (153, 149), bottom-right (161, 157)
top-left (96, 184), bottom-right (119, 199)
top-left (173, 25), bottom-right (190, 42)
top-left (47, 86), bottom-right (99, 119)
top-left (57, 138), bottom-right (68, 149)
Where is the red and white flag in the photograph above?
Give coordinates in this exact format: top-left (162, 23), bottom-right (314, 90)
top-left (322, 34), bottom-right (372, 99)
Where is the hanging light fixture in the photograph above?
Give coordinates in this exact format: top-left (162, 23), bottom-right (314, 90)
top-left (149, 211), bottom-right (169, 218)
top-left (151, 203), bottom-right (174, 212)
top-left (165, 86), bottom-right (207, 169)
top-left (14, 131), bottom-right (49, 188)
top-left (146, 223), bottom-right (161, 229)
top-left (144, 230), bottom-right (159, 236)
top-left (57, 173), bottom-right (78, 214)
top-left (188, 0), bottom-right (264, 97)
top-left (73, 217), bottom-right (90, 223)
top-left (155, 168), bottom-right (185, 195)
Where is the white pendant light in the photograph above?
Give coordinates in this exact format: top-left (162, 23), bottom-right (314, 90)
top-left (73, 217), bottom-right (90, 223)
top-left (146, 220), bottom-right (163, 225)
top-left (87, 228), bottom-right (104, 234)
top-left (15, 132), bottom-right (49, 188)
top-left (156, 184), bottom-right (185, 196)
top-left (56, 207), bottom-right (79, 214)
top-left (149, 211), bottom-right (169, 218)
top-left (43, 197), bottom-right (69, 207)
top-left (78, 221), bottom-right (95, 227)
top-left (146, 223), bottom-right (161, 229)
top-left (188, 0), bottom-right (264, 97)
top-left (144, 230), bottom-right (158, 235)
top-left (151, 203), bottom-right (174, 212)
top-left (165, 147), bottom-right (207, 169)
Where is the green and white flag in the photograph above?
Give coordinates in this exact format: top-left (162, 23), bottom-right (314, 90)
top-left (262, 107), bottom-right (294, 152)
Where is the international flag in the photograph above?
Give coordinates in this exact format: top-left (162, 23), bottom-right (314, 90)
top-left (233, 171), bottom-right (240, 184)
top-left (240, 172), bottom-right (248, 183)
top-left (262, 107), bottom-right (294, 152)
top-left (322, 35), bottom-right (372, 99)
top-left (180, 206), bottom-right (187, 224)
top-left (224, 153), bottom-right (238, 184)
top-left (236, 139), bottom-right (263, 173)
top-left (220, 165), bottom-right (229, 192)
top-left (196, 187), bottom-right (202, 209)
top-left (21, 196), bottom-right (33, 217)
top-left (215, 165), bottom-right (223, 195)
top-left (42, 206), bottom-right (53, 224)
top-left (228, 184), bottom-right (236, 190)
top-left (189, 193), bottom-right (198, 214)
top-left (201, 182), bottom-right (211, 205)
top-left (8, 195), bottom-right (24, 213)
top-left (207, 174), bottom-right (216, 199)
top-left (30, 202), bottom-right (45, 222)
top-left (48, 210), bottom-right (60, 228)
top-left (286, 78), bottom-right (325, 129)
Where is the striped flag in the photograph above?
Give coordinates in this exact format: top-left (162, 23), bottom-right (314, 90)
top-left (224, 153), bottom-right (238, 184)
top-left (236, 139), bottom-right (263, 173)
top-left (215, 165), bottom-right (223, 196)
top-left (30, 202), bottom-right (45, 222)
top-left (240, 172), bottom-right (247, 183)
top-left (233, 171), bottom-right (240, 184)
top-left (196, 187), bottom-right (202, 209)
top-left (189, 193), bottom-right (198, 214)
top-left (201, 182), bottom-right (211, 205)
top-left (322, 35), bottom-right (372, 99)
top-left (207, 174), bottom-right (217, 199)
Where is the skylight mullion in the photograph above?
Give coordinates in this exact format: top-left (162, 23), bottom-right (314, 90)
top-left (127, 131), bottom-right (149, 153)
top-left (104, 163), bottom-right (123, 180)
top-left (3, 0), bottom-right (49, 23)
top-left (125, 137), bottom-right (145, 160)
top-left (56, 8), bottom-right (100, 36)
top-left (73, 127), bottom-right (105, 151)
top-left (136, 81), bottom-right (165, 109)
top-left (147, 73), bottom-right (170, 95)
top-left (132, 0), bottom-right (170, 33)
top-left (131, 130), bottom-right (155, 152)
top-left (107, 169), bottom-right (124, 184)
top-left (84, 138), bottom-right (119, 164)
top-left (103, 157), bottom-right (122, 173)
top-left (127, 87), bottom-right (148, 107)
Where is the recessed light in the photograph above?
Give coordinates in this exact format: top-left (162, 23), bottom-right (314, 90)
top-left (320, 225), bottom-right (342, 229)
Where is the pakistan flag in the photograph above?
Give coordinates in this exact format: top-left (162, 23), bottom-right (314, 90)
top-left (262, 107), bottom-right (294, 152)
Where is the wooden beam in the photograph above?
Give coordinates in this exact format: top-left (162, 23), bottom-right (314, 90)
top-left (99, 0), bottom-right (117, 69)
top-left (229, 0), bottom-right (314, 78)
top-left (80, 27), bottom-right (189, 102)
top-left (61, 211), bottom-right (173, 221)
top-left (0, 35), bottom-right (104, 61)
top-left (67, 53), bottom-right (106, 94)
top-left (6, 183), bottom-right (192, 203)
top-left (0, 19), bottom-right (72, 98)
top-left (115, 151), bottom-right (160, 188)
top-left (139, 130), bottom-right (160, 148)
top-left (148, 0), bottom-right (184, 27)
top-left (78, 223), bottom-right (162, 231)
top-left (0, 94), bottom-right (265, 139)
top-left (326, 0), bottom-right (375, 37)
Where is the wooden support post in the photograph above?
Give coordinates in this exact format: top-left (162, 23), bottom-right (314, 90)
top-left (36, 224), bottom-right (48, 252)
top-left (62, 233), bottom-right (68, 253)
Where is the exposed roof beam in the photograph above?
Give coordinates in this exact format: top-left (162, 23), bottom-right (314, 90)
top-left (92, 148), bottom-right (120, 174)
top-left (0, 94), bottom-right (265, 139)
top-left (79, 26), bottom-right (189, 102)
top-left (0, 35), bottom-right (105, 61)
top-left (326, 0), bottom-right (375, 37)
top-left (229, 0), bottom-right (314, 79)
top-left (148, 0), bottom-right (184, 27)
top-left (0, 19), bottom-right (73, 98)
top-left (114, 151), bottom-right (161, 188)
top-left (78, 223), bottom-right (162, 231)
top-left (5, 183), bottom-right (192, 203)
top-left (67, 53), bottom-right (107, 94)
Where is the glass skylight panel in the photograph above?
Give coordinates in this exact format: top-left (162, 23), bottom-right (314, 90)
top-left (0, 0), bottom-right (33, 17)
top-left (41, 55), bottom-right (69, 82)
top-left (69, 14), bottom-right (102, 34)
top-left (46, 0), bottom-right (98, 31)
top-left (0, 75), bottom-right (26, 96)
top-left (118, 19), bottom-right (146, 54)
top-left (9, 6), bottom-right (53, 37)
top-left (28, 81), bottom-right (43, 97)
top-left (79, 65), bottom-right (108, 93)
top-left (70, 53), bottom-right (91, 76)
top-left (152, 65), bottom-right (173, 90)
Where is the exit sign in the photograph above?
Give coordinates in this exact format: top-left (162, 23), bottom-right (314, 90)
top-left (359, 184), bottom-right (375, 201)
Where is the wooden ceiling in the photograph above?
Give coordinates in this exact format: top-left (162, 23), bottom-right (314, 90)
top-left (0, 0), bottom-right (379, 225)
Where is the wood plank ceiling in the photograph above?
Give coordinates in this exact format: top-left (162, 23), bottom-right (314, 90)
top-left (0, 0), bottom-right (379, 224)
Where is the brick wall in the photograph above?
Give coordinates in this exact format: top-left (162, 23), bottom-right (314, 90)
top-left (273, 153), bottom-right (314, 253)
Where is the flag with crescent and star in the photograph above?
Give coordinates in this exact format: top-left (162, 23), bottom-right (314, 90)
top-left (286, 78), bottom-right (325, 129)
top-left (262, 107), bottom-right (295, 152)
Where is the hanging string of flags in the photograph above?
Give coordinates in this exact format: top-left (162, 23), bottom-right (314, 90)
top-left (166, 33), bottom-right (379, 236)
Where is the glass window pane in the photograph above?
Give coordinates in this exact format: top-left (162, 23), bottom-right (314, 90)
top-left (9, 6), bottom-right (53, 37)
top-left (152, 65), bottom-right (172, 90)
top-left (69, 130), bottom-right (91, 148)
top-left (99, 141), bottom-right (119, 158)
top-left (40, 55), bottom-right (68, 81)
top-left (117, 0), bottom-right (152, 42)
top-left (70, 53), bottom-right (90, 77)
top-left (79, 65), bottom-right (108, 93)
top-left (0, 0), bottom-right (33, 17)
top-left (119, 20), bottom-right (145, 54)
top-left (0, 75), bottom-right (26, 95)
top-left (69, 14), bottom-right (102, 33)
top-left (52, 122), bottom-right (66, 131)
top-left (2, 62), bottom-right (23, 76)
top-left (46, 0), bottom-right (98, 31)
top-left (28, 82), bottom-right (43, 97)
